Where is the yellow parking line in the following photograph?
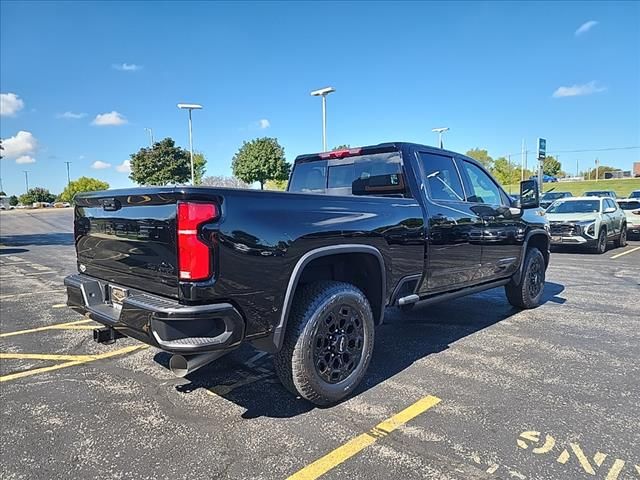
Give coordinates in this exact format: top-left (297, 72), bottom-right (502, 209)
top-left (0, 319), bottom-right (93, 338)
top-left (0, 345), bottom-right (148, 382)
top-left (0, 290), bottom-right (65, 300)
top-left (286, 395), bottom-right (441, 480)
top-left (1, 353), bottom-right (99, 362)
top-left (611, 246), bottom-right (640, 259)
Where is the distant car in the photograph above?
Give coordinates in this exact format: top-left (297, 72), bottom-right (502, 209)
top-left (584, 190), bottom-right (617, 199)
top-left (627, 190), bottom-right (640, 199)
top-left (529, 174), bottom-right (558, 183)
top-left (540, 191), bottom-right (573, 209)
top-left (546, 197), bottom-right (627, 253)
top-left (616, 199), bottom-right (640, 238)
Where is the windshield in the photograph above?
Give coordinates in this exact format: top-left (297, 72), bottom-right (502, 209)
top-left (584, 191), bottom-right (611, 197)
top-left (617, 201), bottom-right (640, 210)
top-left (547, 199), bottom-right (601, 214)
top-left (629, 191), bottom-right (640, 199)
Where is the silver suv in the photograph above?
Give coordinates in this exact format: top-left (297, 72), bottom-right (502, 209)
top-left (546, 197), bottom-right (627, 253)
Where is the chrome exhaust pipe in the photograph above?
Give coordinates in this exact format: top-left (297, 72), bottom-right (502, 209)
top-left (169, 351), bottom-right (227, 377)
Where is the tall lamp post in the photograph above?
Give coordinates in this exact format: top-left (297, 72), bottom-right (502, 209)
top-left (310, 87), bottom-right (335, 152)
top-left (177, 103), bottom-right (203, 185)
top-left (23, 170), bottom-right (29, 193)
top-left (432, 127), bottom-right (449, 148)
top-left (144, 128), bottom-right (154, 146)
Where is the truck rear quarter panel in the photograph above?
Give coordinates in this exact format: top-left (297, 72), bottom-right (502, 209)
top-left (207, 189), bottom-right (425, 339)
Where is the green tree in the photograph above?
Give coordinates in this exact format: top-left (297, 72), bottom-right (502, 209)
top-left (583, 165), bottom-right (618, 180)
top-left (18, 187), bottom-right (56, 205)
top-left (59, 177), bottom-right (110, 202)
top-left (201, 175), bottom-right (249, 189)
top-left (232, 137), bottom-right (290, 189)
top-left (465, 148), bottom-right (494, 169)
top-left (491, 156), bottom-right (520, 186)
top-left (9, 195), bottom-right (19, 206)
top-left (129, 138), bottom-right (206, 186)
top-left (0, 191), bottom-right (6, 196)
top-left (265, 179), bottom-right (288, 190)
top-left (332, 144), bottom-right (351, 151)
top-left (542, 155), bottom-right (562, 176)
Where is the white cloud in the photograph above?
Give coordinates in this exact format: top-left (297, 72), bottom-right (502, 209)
top-left (575, 20), bottom-right (598, 36)
top-left (116, 159), bottom-right (131, 173)
top-left (57, 111), bottom-right (87, 119)
top-left (258, 119), bottom-right (270, 129)
top-left (16, 155), bottom-right (36, 164)
top-left (552, 81), bottom-right (606, 98)
top-left (91, 160), bottom-right (112, 169)
top-left (92, 111), bottom-right (127, 126)
top-left (112, 63), bottom-right (142, 72)
top-left (1, 92), bottom-right (25, 117)
top-left (2, 130), bottom-right (38, 158)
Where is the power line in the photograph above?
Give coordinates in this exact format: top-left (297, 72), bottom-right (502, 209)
top-left (504, 145), bottom-right (639, 159)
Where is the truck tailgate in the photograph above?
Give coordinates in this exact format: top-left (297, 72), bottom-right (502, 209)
top-left (74, 191), bottom-right (179, 298)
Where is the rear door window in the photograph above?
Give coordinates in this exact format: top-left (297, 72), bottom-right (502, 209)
top-left (418, 152), bottom-right (465, 201)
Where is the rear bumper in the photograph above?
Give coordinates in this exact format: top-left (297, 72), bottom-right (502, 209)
top-left (64, 274), bottom-right (245, 353)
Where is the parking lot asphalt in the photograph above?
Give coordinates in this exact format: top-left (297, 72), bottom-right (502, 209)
top-left (1, 208), bottom-right (639, 480)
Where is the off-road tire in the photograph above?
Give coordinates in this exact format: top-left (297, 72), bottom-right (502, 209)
top-left (505, 247), bottom-right (545, 309)
top-left (273, 281), bottom-right (375, 406)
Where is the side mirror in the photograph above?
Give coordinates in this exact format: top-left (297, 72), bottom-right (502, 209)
top-left (603, 207), bottom-right (616, 213)
top-left (520, 180), bottom-right (539, 209)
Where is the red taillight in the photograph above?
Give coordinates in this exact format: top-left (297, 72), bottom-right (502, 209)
top-left (319, 148), bottom-right (362, 159)
top-left (177, 202), bottom-right (218, 281)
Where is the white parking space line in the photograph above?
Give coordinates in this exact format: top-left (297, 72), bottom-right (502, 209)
top-left (610, 246), bottom-right (640, 259)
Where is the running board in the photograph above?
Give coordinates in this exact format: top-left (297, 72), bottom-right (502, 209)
top-left (398, 278), bottom-right (510, 308)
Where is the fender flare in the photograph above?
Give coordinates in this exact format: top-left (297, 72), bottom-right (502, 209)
top-left (261, 244), bottom-right (386, 353)
top-left (511, 229), bottom-right (550, 285)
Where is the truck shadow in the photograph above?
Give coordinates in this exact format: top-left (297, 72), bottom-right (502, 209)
top-left (0, 233), bottom-right (74, 246)
top-left (162, 281), bottom-right (565, 419)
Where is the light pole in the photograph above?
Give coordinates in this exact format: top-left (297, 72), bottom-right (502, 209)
top-left (177, 103), bottom-right (203, 185)
top-left (144, 128), bottom-right (154, 146)
top-left (310, 87), bottom-right (335, 152)
top-left (64, 161), bottom-right (71, 189)
top-left (432, 127), bottom-right (449, 148)
top-left (23, 170), bottom-right (29, 193)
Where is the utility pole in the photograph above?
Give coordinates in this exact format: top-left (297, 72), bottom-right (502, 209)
top-left (64, 161), bottom-right (72, 189)
top-left (520, 139), bottom-right (525, 181)
top-left (576, 159), bottom-right (579, 178)
top-left (23, 171), bottom-right (29, 193)
top-left (507, 154), bottom-right (512, 193)
top-left (595, 158), bottom-right (599, 182)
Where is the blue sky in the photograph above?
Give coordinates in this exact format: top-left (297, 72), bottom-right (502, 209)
top-left (1, 1), bottom-right (639, 195)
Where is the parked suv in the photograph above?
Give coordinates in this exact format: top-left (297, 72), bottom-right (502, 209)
top-left (546, 197), bottom-right (627, 253)
top-left (584, 190), bottom-right (617, 199)
top-left (540, 191), bottom-right (572, 209)
top-left (616, 199), bottom-right (640, 238)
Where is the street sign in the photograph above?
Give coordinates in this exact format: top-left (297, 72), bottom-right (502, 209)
top-left (537, 138), bottom-right (546, 160)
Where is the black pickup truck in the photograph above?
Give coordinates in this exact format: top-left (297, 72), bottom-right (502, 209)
top-left (65, 142), bottom-right (550, 405)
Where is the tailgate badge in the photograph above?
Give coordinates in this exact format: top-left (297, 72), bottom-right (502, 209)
top-left (102, 198), bottom-right (121, 211)
top-left (79, 264), bottom-right (87, 273)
